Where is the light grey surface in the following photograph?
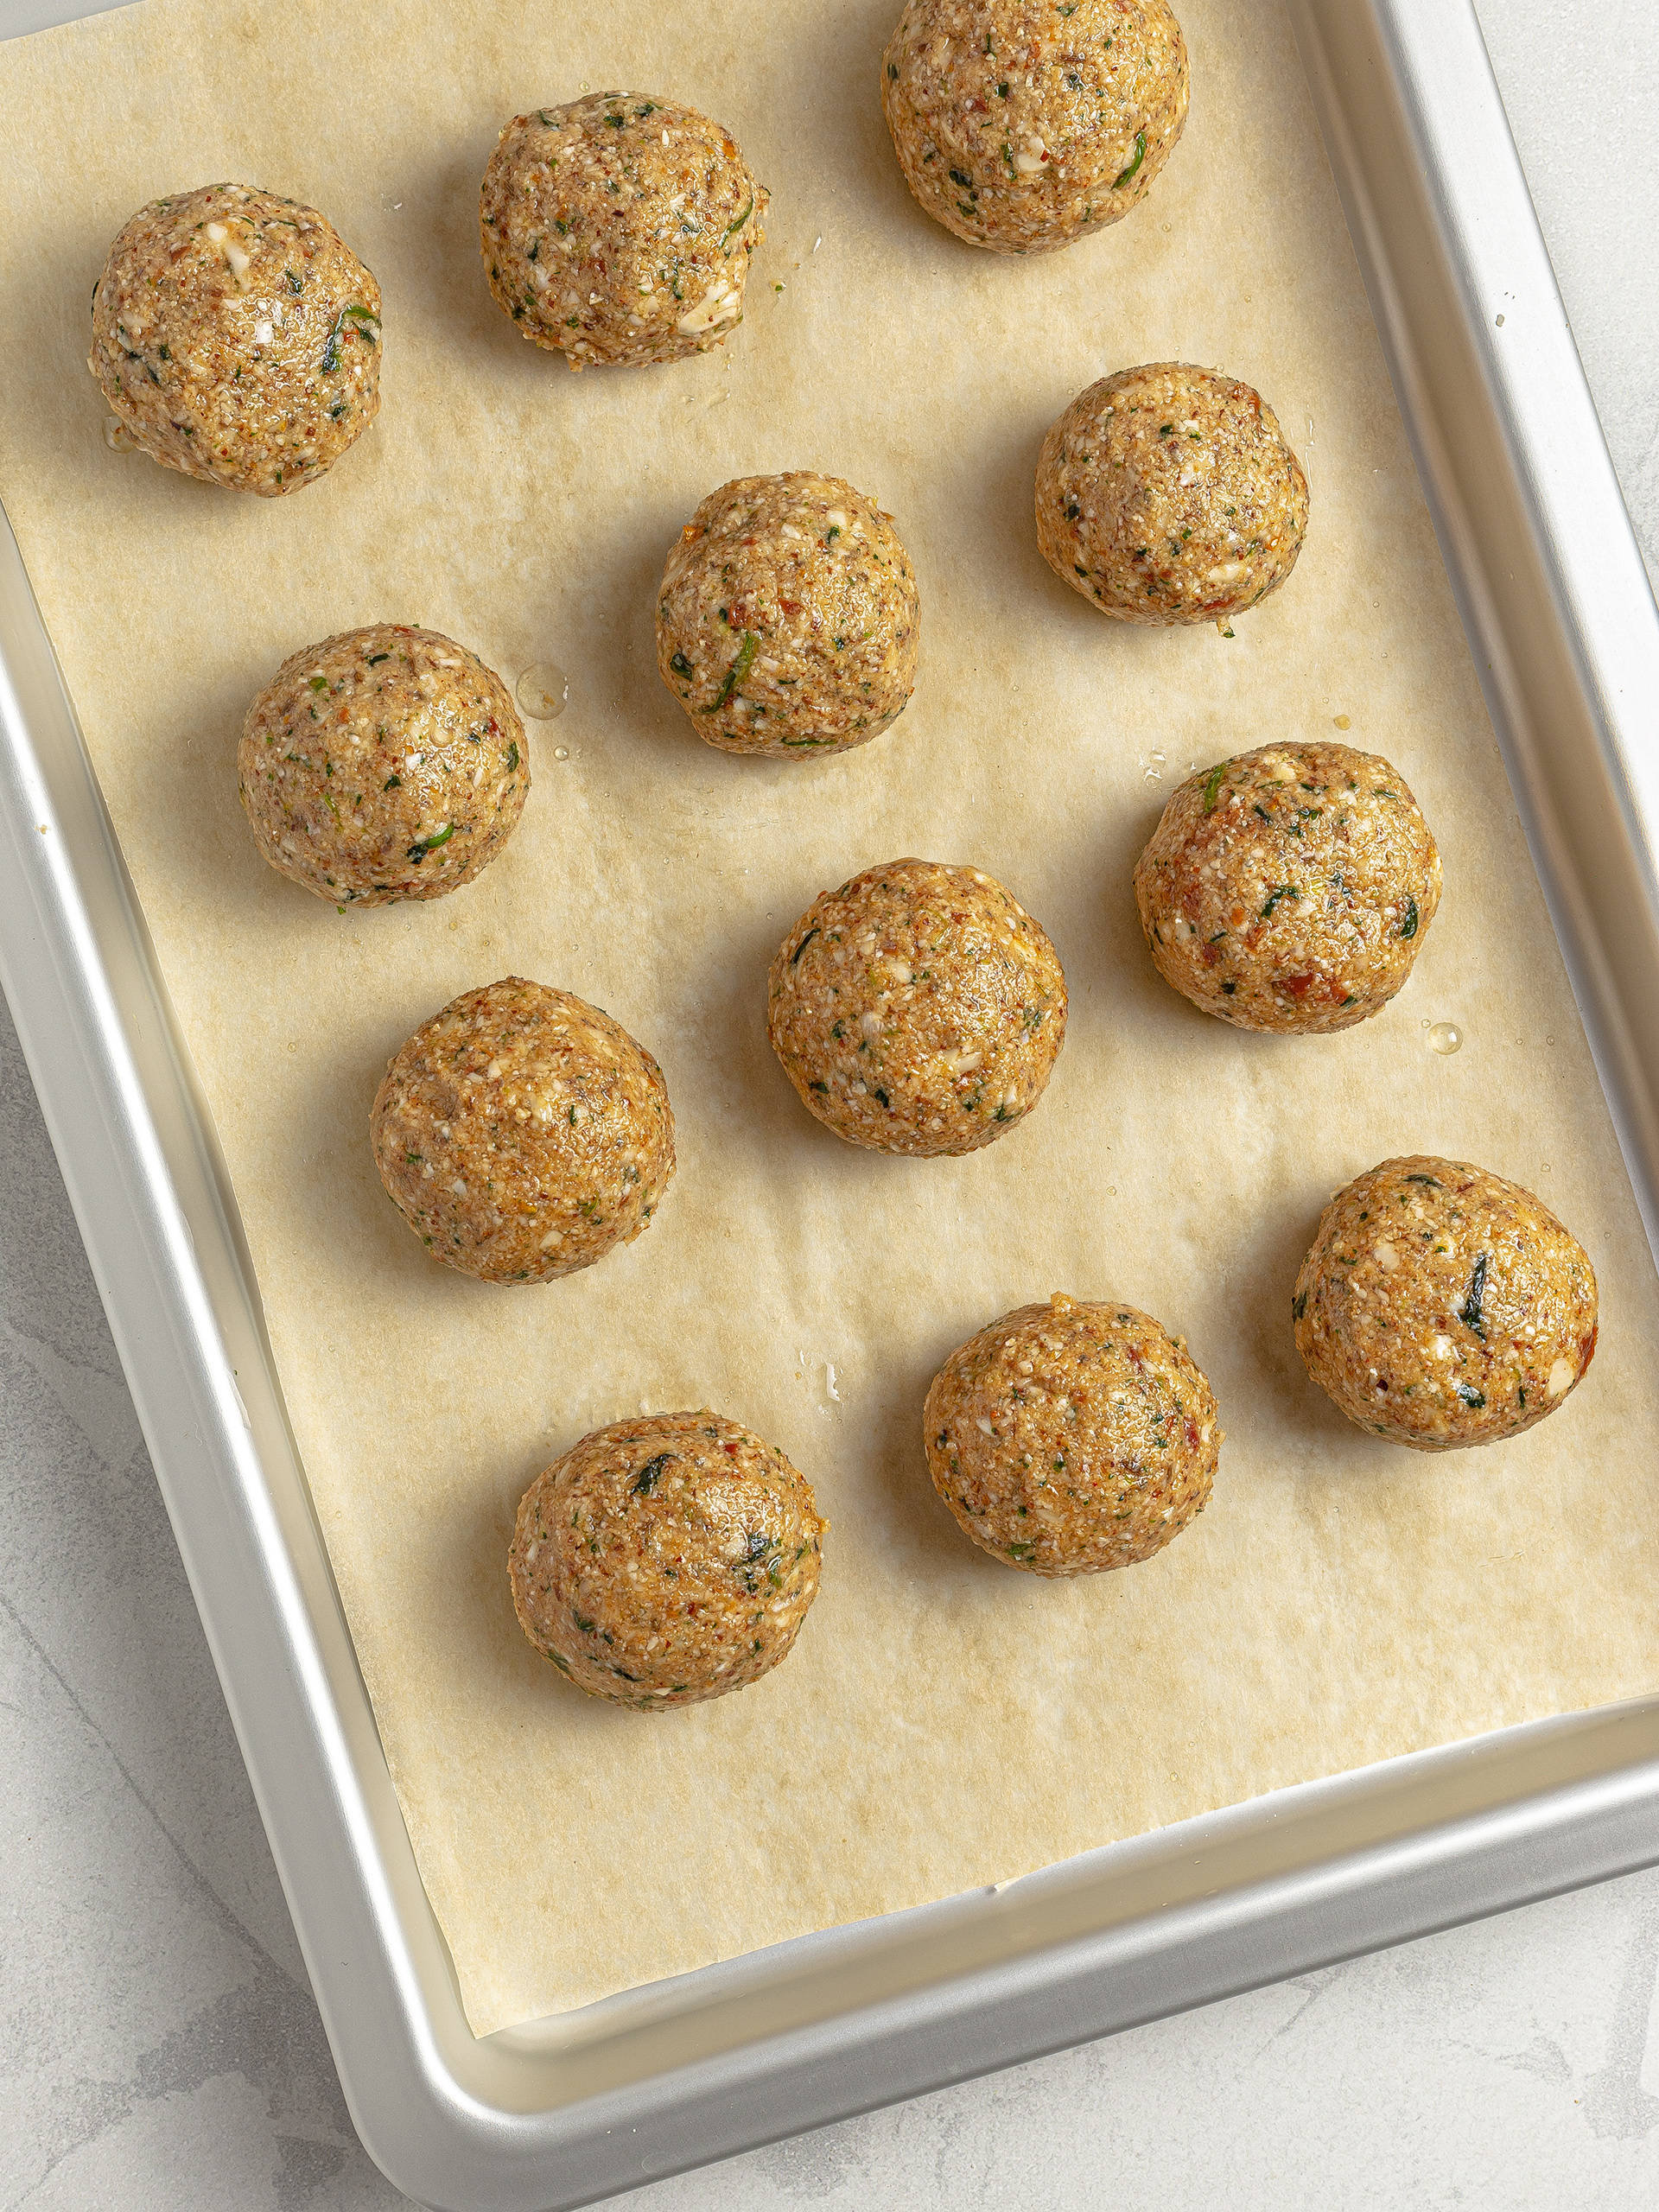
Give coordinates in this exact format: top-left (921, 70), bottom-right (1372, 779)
top-left (3, 0), bottom-right (1657, 2205)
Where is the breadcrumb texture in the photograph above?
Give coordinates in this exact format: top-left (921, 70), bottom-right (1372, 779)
top-left (926, 1295), bottom-right (1218, 1574)
top-left (767, 857), bottom-right (1066, 1154)
top-left (371, 977), bottom-right (674, 1282)
top-left (480, 93), bottom-right (766, 368)
top-left (509, 1410), bottom-right (827, 1708)
top-left (88, 182), bottom-right (380, 495)
top-left (656, 473), bottom-right (919, 757)
top-left (1134, 741), bottom-right (1441, 1032)
top-left (880, 0), bottom-right (1188, 254)
top-left (1294, 1157), bottom-right (1599, 1451)
top-left (238, 625), bottom-right (527, 906)
top-left (1037, 361), bottom-right (1308, 623)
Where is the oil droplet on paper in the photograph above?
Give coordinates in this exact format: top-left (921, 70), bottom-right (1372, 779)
top-left (102, 416), bottom-right (137, 452)
top-left (515, 663), bottom-right (568, 720)
top-left (1427, 1021), bottom-right (1463, 1056)
top-left (553, 746), bottom-right (569, 761)
top-left (1141, 750), bottom-right (1166, 782)
top-left (1332, 713), bottom-right (1351, 730)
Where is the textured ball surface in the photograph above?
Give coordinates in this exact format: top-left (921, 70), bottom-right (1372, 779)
top-left (480, 94), bottom-right (766, 368)
top-left (371, 978), bottom-right (674, 1282)
top-left (509, 1410), bottom-right (827, 1707)
top-left (1037, 362), bottom-right (1308, 623)
top-left (1294, 1156), bottom-right (1598, 1450)
top-left (656, 474), bottom-right (919, 757)
top-left (767, 859), bottom-right (1066, 1155)
top-left (881, 0), bottom-right (1188, 254)
top-left (238, 626), bottom-right (527, 906)
top-left (925, 1294), bottom-right (1219, 1573)
top-left (1134, 741), bottom-right (1440, 1031)
top-left (89, 182), bottom-right (380, 495)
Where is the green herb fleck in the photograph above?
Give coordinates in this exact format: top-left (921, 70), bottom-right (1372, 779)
top-left (1114, 130), bottom-right (1147, 188)
top-left (705, 631), bottom-right (759, 712)
top-left (632, 1452), bottom-right (673, 1495)
top-left (321, 302), bottom-right (378, 372)
top-left (407, 823), bottom-right (454, 861)
top-left (1260, 885), bottom-right (1300, 920)
top-left (1458, 1252), bottom-right (1489, 1339)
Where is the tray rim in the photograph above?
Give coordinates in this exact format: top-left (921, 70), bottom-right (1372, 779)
top-left (3, 0), bottom-right (1658, 2205)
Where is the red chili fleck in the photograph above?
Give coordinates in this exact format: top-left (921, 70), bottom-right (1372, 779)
top-left (1185, 1418), bottom-right (1200, 1448)
top-left (1281, 974), bottom-right (1313, 999)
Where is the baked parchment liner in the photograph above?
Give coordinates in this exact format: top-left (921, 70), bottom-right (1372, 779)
top-left (0, 0), bottom-right (1653, 2035)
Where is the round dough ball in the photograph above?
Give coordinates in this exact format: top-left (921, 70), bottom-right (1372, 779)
top-left (480, 94), bottom-right (766, 370)
top-left (509, 1409), bottom-right (827, 1708)
top-left (767, 858), bottom-right (1066, 1155)
top-left (238, 625), bottom-right (528, 906)
top-left (88, 183), bottom-right (380, 496)
top-left (1037, 363), bottom-right (1308, 624)
top-left (925, 1294), bottom-right (1219, 1574)
top-left (656, 474), bottom-right (920, 757)
top-left (880, 0), bottom-right (1188, 256)
top-left (1134, 741), bottom-right (1441, 1032)
top-left (1294, 1156), bottom-right (1599, 1451)
top-left (371, 977), bottom-right (675, 1282)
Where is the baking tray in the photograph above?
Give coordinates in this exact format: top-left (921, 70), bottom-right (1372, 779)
top-left (2, 0), bottom-right (1657, 2203)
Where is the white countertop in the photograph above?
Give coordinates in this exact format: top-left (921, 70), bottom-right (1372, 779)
top-left (3, 1), bottom-right (1656, 2204)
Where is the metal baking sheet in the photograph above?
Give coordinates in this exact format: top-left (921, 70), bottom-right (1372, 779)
top-left (2, 0), bottom-right (1657, 2205)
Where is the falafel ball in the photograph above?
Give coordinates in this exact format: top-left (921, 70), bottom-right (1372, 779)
top-left (89, 182), bottom-right (381, 495)
top-left (1293, 1156), bottom-right (1599, 1449)
top-left (880, 0), bottom-right (1189, 254)
top-left (508, 1409), bottom-right (827, 1708)
top-left (767, 858), bottom-right (1066, 1155)
top-left (371, 978), bottom-right (675, 1282)
top-left (925, 1294), bottom-right (1219, 1573)
top-left (1133, 741), bottom-right (1441, 1032)
top-left (238, 625), bottom-right (528, 906)
top-left (480, 94), bottom-right (766, 369)
top-left (656, 473), bottom-right (919, 757)
top-left (1037, 362), bottom-right (1308, 624)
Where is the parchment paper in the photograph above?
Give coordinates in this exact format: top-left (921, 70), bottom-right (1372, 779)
top-left (3, 0), bottom-right (1656, 2037)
